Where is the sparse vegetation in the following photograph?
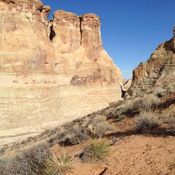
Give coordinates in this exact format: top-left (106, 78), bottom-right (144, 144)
top-left (43, 154), bottom-right (73, 175)
top-left (166, 84), bottom-right (175, 92)
top-left (139, 94), bottom-right (161, 109)
top-left (0, 158), bottom-right (7, 175)
top-left (87, 115), bottom-right (112, 138)
top-left (161, 107), bottom-right (175, 128)
top-left (81, 139), bottom-right (110, 162)
top-left (4, 143), bottom-right (51, 175)
top-left (135, 111), bottom-right (160, 133)
top-left (153, 87), bottom-right (167, 97)
top-left (114, 94), bottom-right (161, 120)
top-left (59, 125), bottom-right (89, 146)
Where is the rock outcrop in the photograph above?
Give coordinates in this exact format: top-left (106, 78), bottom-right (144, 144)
top-left (0, 0), bottom-right (122, 145)
top-left (0, 0), bottom-right (121, 82)
top-left (128, 37), bottom-right (175, 96)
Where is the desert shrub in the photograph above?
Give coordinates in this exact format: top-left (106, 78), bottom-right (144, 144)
top-left (161, 107), bottom-right (175, 128)
top-left (0, 158), bottom-right (7, 175)
top-left (135, 111), bottom-right (160, 133)
top-left (123, 99), bottom-right (139, 113)
top-left (153, 87), bottom-right (167, 97)
top-left (166, 84), bottom-right (175, 92)
top-left (115, 94), bottom-right (161, 118)
top-left (4, 143), bottom-right (51, 175)
top-left (59, 125), bottom-right (89, 146)
top-left (112, 99), bottom-right (136, 119)
top-left (141, 94), bottom-right (161, 109)
top-left (81, 139), bottom-right (110, 162)
top-left (153, 84), bottom-right (175, 97)
top-left (87, 115), bottom-right (112, 138)
top-left (43, 154), bottom-right (73, 175)
top-left (115, 114), bottom-right (125, 122)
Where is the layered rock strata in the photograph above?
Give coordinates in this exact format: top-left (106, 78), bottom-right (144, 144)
top-left (0, 0), bottom-right (122, 145)
top-left (128, 37), bottom-right (175, 96)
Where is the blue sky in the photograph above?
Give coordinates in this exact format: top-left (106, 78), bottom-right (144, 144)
top-left (42, 0), bottom-right (175, 78)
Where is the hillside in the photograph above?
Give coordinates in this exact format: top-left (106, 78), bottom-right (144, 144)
top-left (0, 90), bottom-right (174, 174)
top-left (0, 1), bottom-right (175, 175)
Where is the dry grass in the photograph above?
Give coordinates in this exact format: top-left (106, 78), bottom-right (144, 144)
top-left (43, 154), bottom-right (73, 175)
top-left (166, 84), bottom-right (175, 92)
top-left (114, 94), bottom-right (161, 120)
top-left (161, 106), bottom-right (175, 128)
top-left (135, 111), bottom-right (160, 133)
top-left (87, 115), bottom-right (112, 138)
top-left (153, 87), bottom-right (167, 97)
top-left (4, 143), bottom-right (51, 175)
top-left (140, 94), bottom-right (161, 109)
top-left (0, 158), bottom-right (7, 175)
top-left (81, 139), bottom-right (110, 162)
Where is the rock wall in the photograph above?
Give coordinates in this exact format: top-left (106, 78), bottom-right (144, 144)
top-left (0, 0), bottom-right (122, 145)
top-left (128, 37), bottom-right (175, 96)
top-left (0, 1), bottom-right (121, 83)
top-left (0, 0), bottom-right (54, 74)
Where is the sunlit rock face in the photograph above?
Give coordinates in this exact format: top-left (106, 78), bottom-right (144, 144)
top-left (51, 10), bottom-right (121, 85)
top-left (0, 0), bottom-right (54, 74)
top-left (128, 37), bottom-right (175, 96)
top-left (0, 0), bottom-right (122, 145)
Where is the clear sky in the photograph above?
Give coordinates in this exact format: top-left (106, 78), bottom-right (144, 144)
top-left (42, 0), bottom-right (175, 79)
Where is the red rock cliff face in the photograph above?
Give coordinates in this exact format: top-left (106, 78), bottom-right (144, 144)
top-left (128, 37), bottom-right (175, 96)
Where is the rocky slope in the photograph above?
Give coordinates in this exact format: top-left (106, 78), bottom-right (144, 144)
top-left (0, 0), bottom-right (123, 145)
top-left (128, 37), bottom-right (175, 96)
top-left (1, 91), bottom-right (175, 175)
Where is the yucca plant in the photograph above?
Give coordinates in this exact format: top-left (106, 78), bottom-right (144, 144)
top-left (82, 139), bottom-right (110, 162)
top-left (44, 154), bottom-right (73, 175)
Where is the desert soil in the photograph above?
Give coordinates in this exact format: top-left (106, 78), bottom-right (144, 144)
top-left (51, 135), bottom-right (175, 175)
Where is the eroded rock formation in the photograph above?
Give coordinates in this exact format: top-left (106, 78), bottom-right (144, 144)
top-left (128, 37), bottom-right (175, 96)
top-left (0, 0), bottom-right (122, 144)
top-left (0, 0), bottom-right (121, 83)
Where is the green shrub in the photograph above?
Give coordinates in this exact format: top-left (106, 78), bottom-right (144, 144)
top-left (81, 139), bottom-right (110, 162)
top-left (44, 154), bottom-right (73, 175)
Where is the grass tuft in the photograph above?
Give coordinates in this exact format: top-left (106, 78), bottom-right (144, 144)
top-left (44, 154), bottom-right (73, 175)
top-left (81, 139), bottom-right (110, 162)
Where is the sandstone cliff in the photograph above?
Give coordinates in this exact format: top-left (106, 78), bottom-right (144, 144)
top-left (0, 0), bottom-right (122, 144)
top-left (0, 0), bottom-right (121, 84)
top-left (128, 37), bottom-right (175, 96)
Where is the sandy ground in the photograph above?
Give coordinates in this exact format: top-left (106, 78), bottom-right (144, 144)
top-left (0, 82), bottom-right (121, 146)
top-left (52, 135), bottom-right (175, 175)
